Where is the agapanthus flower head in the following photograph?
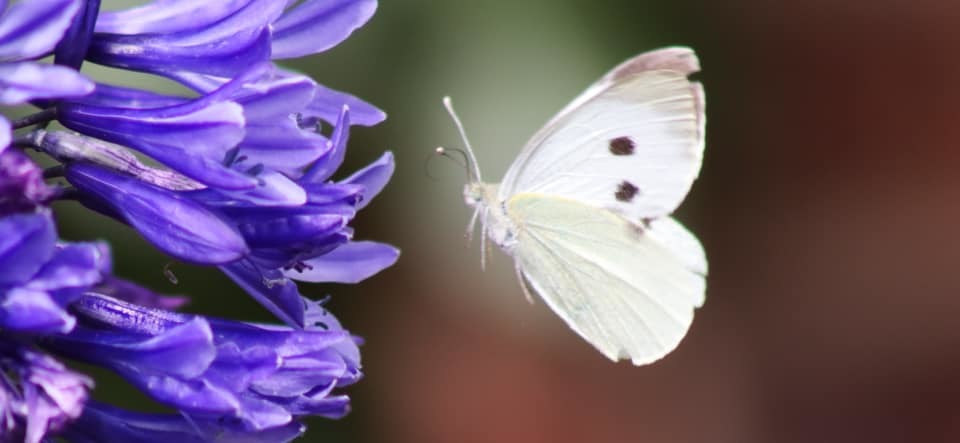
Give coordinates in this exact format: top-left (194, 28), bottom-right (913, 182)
top-left (0, 0), bottom-right (396, 441)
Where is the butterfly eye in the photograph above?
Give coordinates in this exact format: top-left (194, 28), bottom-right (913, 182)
top-left (615, 180), bottom-right (640, 202)
top-left (608, 136), bottom-right (635, 156)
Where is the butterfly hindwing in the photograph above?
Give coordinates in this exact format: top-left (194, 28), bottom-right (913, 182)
top-left (507, 193), bottom-right (706, 365)
top-left (499, 47), bottom-right (705, 221)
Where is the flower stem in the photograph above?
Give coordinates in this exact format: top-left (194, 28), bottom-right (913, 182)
top-left (11, 108), bottom-right (57, 129)
top-left (57, 187), bottom-right (80, 201)
top-left (43, 165), bottom-right (66, 179)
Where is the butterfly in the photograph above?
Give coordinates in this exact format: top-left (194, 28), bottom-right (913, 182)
top-left (438, 47), bottom-right (706, 365)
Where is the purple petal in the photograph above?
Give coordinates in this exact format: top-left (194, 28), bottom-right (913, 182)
top-left (50, 316), bottom-right (216, 379)
top-left (0, 116), bottom-right (9, 151)
top-left (64, 402), bottom-right (304, 443)
top-left (239, 120), bottom-right (329, 171)
top-left (233, 395), bottom-right (293, 430)
top-left (29, 129), bottom-right (206, 192)
top-left (131, 72), bottom-right (330, 171)
top-left (80, 83), bottom-right (186, 108)
top-left (26, 243), bottom-right (109, 293)
top-left (220, 261), bottom-right (305, 327)
top-left (284, 241), bottom-right (398, 284)
top-left (248, 353), bottom-right (344, 396)
top-left (233, 73), bottom-right (316, 121)
top-left (303, 297), bottom-right (349, 335)
top-left (95, 0), bottom-right (252, 35)
top-left (65, 163), bottom-right (249, 264)
top-left (340, 151), bottom-right (394, 209)
top-left (88, 1), bottom-right (285, 78)
top-left (208, 320), bottom-right (358, 426)
top-left (53, 0), bottom-right (100, 69)
top-left (229, 75), bottom-right (332, 169)
top-left (302, 182), bottom-right (364, 206)
top-left (118, 319), bottom-right (217, 378)
top-left (204, 342), bottom-right (279, 393)
top-left (0, 211), bottom-right (56, 286)
top-left (88, 29), bottom-right (272, 79)
top-left (115, 372), bottom-right (240, 417)
top-left (164, 71), bottom-right (232, 94)
top-left (0, 287), bottom-right (74, 333)
top-left (63, 293), bottom-right (359, 430)
top-left (95, 276), bottom-right (189, 310)
top-left (159, 70), bottom-right (353, 170)
top-left (300, 81), bottom-right (386, 127)
top-left (247, 228), bottom-right (350, 271)
top-left (210, 318), bottom-right (350, 357)
top-left (271, 0), bottom-right (377, 59)
top-left (190, 171), bottom-right (307, 208)
top-left (57, 97), bottom-right (256, 190)
top-left (18, 350), bottom-right (92, 443)
top-left (272, 392), bottom-right (351, 419)
top-left (237, 211), bottom-right (349, 250)
top-left (0, 63), bottom-right (93, 104)
top-left (301, 105), bottom-right (349, 183)
top-left (70, 291), bottom-right (186, 334)
top-left (64, 296), bottom-right (255, 419)
top-left (0, 0), bottom-right (81, 61)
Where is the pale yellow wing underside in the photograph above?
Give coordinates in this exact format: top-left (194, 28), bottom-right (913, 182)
top-left (508, 193), bottom-right (706, 365)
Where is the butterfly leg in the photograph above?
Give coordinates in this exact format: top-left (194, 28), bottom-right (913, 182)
top-left (465, 207), bottom-right (480, 243)
top-left (480, 210), bottom-right (489, 271)
top-left (514, 262), bottom-right (536, 304)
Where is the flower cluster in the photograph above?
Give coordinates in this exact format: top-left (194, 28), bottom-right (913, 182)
top-left (0, 0), bottom-right (396, 441)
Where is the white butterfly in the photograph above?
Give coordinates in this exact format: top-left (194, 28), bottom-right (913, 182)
top-left (439, 47), bottom-right (706, 365)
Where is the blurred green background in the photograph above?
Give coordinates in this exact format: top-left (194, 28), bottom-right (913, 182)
top-left (57, 0), bottom-right (960, 442)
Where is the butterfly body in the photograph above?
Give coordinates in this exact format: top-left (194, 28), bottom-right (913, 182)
top-left (448, 47), bottom-right (707, 365)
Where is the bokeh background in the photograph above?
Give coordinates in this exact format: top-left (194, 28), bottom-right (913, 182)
top-left (58, 0), bottom-right (960, 442)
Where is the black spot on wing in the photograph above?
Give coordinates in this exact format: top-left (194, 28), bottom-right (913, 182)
top-left (615, 181), bottom-right (640, 202)
top-left (608, 136), bottom-right (635, 155)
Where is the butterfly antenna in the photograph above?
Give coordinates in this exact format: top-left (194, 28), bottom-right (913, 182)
top-left (442, 96), bottom-right (483, 183)
top-left (433, 146), bottom-right (472, 179)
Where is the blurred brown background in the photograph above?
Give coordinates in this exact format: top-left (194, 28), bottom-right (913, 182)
top-left (70, 0), bottom-right (960, 442)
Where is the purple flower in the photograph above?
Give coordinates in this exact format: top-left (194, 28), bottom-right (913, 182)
top-left (56, 86), bottom-right (254, 190)
top-left (0, 0), bottom-right (94, 147)
top-left (0, 343), bottom-right (92, 443)
top-left (0, 211), bottom-right (109, 334)
top-left (0, 149), bottom-right (55, 214)
top-left (1, 0), bottom-right (396, 440)
top-left (64, 162), bottom-right (249, 265)
top-left (89, 0), bottom-right (386, 127)
top-left (47, 293), bottom-right (361, 429)
top-left (0, 211), bottom-right (104, 443)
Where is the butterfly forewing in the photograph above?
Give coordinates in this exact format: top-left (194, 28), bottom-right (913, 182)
top-left (508, 194), bottom-right (705, 365)
top-left (499, 48), bottom-right (705, 221)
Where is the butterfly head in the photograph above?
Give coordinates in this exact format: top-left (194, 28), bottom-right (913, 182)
top-left (463, 182), bottom-right (497, 210)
